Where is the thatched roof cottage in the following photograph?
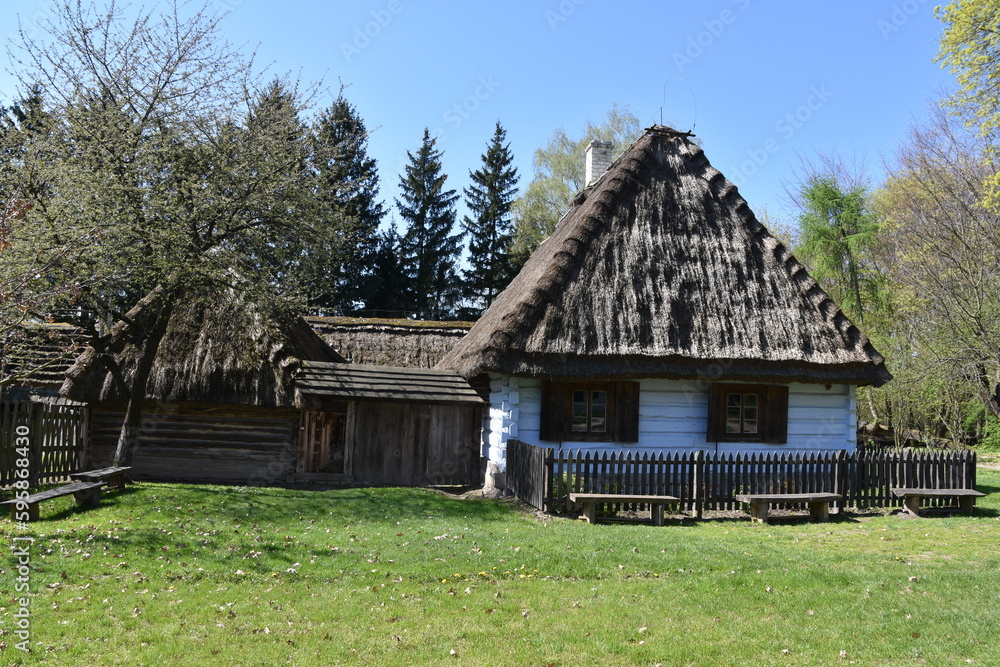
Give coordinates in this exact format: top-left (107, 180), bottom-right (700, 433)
top-left (437, 126), bottom-right (890, 490)
top-left (63, 286), bottom-right (483, 486)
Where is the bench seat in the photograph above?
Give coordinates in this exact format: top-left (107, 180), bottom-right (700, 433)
top-left (735, 492), bottom-right (842, 523)
top-left (70, 466), bottom-right (132, 491)
top-left (1, 481), bottom-right (105, 522)
top-left (569, 493), bottom-right (680, 526)
top-left (891, 487), bottom-right (985, 516)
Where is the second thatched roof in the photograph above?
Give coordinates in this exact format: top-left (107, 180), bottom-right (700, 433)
top-left (307, 316), bottom-right (471, 368)
top-left (61, 285), bottom-right (345, 408)
top-left (437, 126), bottom-right (890, 387)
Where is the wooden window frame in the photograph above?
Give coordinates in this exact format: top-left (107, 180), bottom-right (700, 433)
top-left (568, 382), bottom-right (614, 440)
top-left (540, 380), bottom-right (640, 443)
top-left (706, 383), bottom-right (788, 444)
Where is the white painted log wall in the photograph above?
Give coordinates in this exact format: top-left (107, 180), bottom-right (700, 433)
top-left (484, 377), bottom-right (857, 472)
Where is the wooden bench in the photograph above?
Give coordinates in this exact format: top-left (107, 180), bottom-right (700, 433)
top-left (892, 487), bottom-right (985, 516)
top-left (735, 493), bottom-right (842, 524)
top-left (569, 493), bottom-right (680, 526)
top-left (70, 466), bottom-right (132, 491)
top-left (0, 481), bottom-right (105, 522)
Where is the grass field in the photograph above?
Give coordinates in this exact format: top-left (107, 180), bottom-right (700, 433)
top-left (1, 470), bottom-right (997, 666)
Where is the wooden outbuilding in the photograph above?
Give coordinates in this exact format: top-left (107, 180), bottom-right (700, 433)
top-left (60, 287), bottom-right (484, 487)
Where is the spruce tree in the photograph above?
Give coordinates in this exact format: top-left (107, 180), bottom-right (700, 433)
top-left (396, 128), bottom-right (461, 319)
top-left (357, 223), bottom-right (408, 316)
top-left (462, 121), bottom-right (519, 312)
top-left (312, 93), bottom-right (385, 312)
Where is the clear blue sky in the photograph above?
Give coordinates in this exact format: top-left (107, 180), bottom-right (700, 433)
top-left (1, 0), bottom-right (950, 228)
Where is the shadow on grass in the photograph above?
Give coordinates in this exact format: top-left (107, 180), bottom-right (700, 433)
top-left (9, 483), bottom-right (531, 575)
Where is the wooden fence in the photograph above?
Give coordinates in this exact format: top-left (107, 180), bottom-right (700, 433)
top-left (1, 400), bottom-right (88, 486)
top-left (506, 440), bottom-right (979, 516)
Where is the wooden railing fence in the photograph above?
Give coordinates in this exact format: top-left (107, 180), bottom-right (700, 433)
top-left (505, 440), bottom-right (979, 516)
top-left (1, 400), bottom-right (88, 486)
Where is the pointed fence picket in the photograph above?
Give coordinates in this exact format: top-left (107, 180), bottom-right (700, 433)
top-left (504, 440), bottom-right (979, 517)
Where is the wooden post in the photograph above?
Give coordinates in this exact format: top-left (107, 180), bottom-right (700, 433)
top-left (694, 449), bottom-right (704, 519)
top-left (29, 401), bottom-right (41, 486)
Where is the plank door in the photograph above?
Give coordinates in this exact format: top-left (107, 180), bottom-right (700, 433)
top-left (301, 411), bottom-right (347, 474)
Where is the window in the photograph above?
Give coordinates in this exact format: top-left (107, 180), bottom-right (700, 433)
top-left (540, 381), bottom-right (639, 443)
top-left (725, 391), bottom-right (758, 435)
top-left (572, 388), bottom-right (608, 434)
top-left (707, 383), bottom-right (788, 444)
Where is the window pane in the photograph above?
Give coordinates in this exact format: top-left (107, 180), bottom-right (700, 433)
top-left (726, 418), bottom-right (741, 433)
top-left (726, 392), bottom-right (741, 433)
top-left (572, 390), bottom-right (589, 432)
top-left (727, 394), bottom-right (741, 408)
top-left (743, 419), bottom-right (758, 434)
top-left (743, 393), bottom-right (757, 408)
top-left (591, 391), bottom-right (607, 433)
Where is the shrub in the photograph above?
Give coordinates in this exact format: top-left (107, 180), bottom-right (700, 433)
top-left (980, 413), bottom-right (1000, 452)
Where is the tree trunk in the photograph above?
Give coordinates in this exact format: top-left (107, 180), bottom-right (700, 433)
top-left (112, 291), bottom-right (175, 467)
top-left (979, 382), bottom-right (1000, 420)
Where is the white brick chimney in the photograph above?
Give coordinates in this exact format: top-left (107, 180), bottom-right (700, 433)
top-left (585, 140), bottom-right (613, 186)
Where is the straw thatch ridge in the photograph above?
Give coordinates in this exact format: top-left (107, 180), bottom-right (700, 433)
top-left (308, 316), bottom-right (472, 368)
top-left (437, 126), bottom-right (891, 386)
top-left (62, 286), bottom-right (345, 407)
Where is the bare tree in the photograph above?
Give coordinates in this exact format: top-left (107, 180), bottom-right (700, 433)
top-left (1, 1), bottom-right (325, 464)
top-left (879, 103), bottom-right (1000, 421)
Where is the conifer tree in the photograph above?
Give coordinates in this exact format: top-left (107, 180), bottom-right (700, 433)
top-left (357, 223), bottom-right (408, 316)
top-left (396, 128), bottom-right (461, 319)
top-left (461, 121), bottom-right (519, 312)
top-left (312, 92), bottom-right (385, 312)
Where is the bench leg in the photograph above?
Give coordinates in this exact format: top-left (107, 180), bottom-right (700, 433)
top-left (959, 496), bottom-right (975, 514)
top-left (651, 502), bottom-right (664, 527)
top-left (10, 503), bottom-right (40, 522)
top-left (582, 501), bottom-right (597, 524)
top-left (902, 495), bottom-right (921, 516)
top-left (73, 488), bottom-right (101, 507)
top-left (747, 500), bottom-right (768, 523)
top-left (809, 502), bottom-right (830, 522)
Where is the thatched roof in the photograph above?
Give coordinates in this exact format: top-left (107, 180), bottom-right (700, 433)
top-left (1, 322), bottom-right (87, 390)
top-left (437, 126), bottom-right (891, 387)
top-left (307, 316), bottom-right (472, 368)
top-left (62, 286), bottom-right (345, 408)
top-left (296, 361), bottom-right (484, 407)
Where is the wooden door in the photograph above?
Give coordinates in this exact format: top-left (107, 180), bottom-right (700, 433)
top-left (301, 411), bottom-right (347, 474)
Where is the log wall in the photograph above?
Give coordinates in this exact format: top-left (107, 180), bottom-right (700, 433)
top-left (87, 402), bottom-right (298, 485)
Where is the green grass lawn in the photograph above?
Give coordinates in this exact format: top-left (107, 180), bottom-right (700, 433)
top-left (1, 471), bottom-right (998, 666)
